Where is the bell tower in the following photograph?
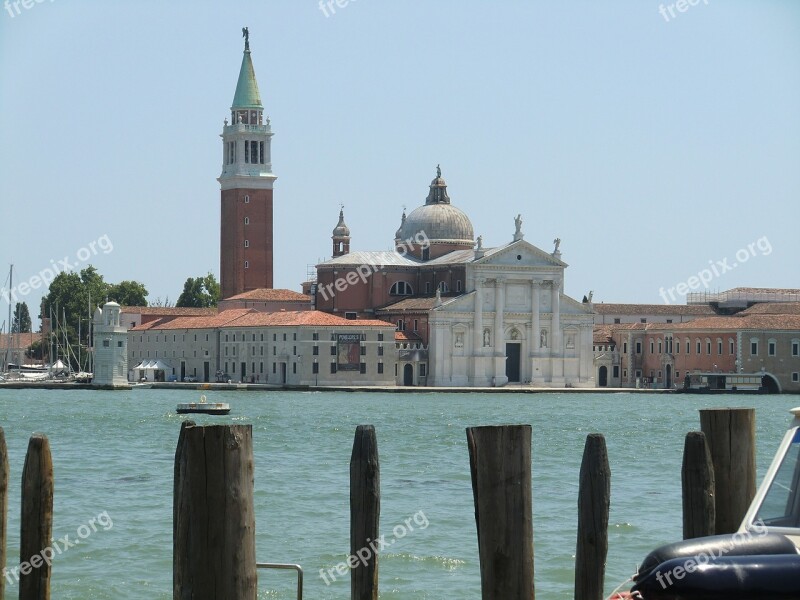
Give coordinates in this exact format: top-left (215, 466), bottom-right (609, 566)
top-left (219, 27), bottom-right (276, 299)
top-left (331, 207), bottom-right (351, 258)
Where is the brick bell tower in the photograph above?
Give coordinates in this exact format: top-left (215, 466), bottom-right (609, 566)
top-left (219, 27), bottom-right (276, 299)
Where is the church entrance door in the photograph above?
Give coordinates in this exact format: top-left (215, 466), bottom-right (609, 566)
top-left (505, 343), bottom-right (521, 383)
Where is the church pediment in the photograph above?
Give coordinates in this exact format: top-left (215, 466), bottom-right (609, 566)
top-left (474, 240), bottom-right (567, 268)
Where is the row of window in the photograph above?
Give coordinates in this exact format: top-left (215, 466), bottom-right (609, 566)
top-left (221, 332), bottom-right (384, 342)
top-left (219, 361), bottom-right (387, 376)
top-left (389, 280), bottom-right (462, 296)
top-left (221, 344), bottom-right (385, 357)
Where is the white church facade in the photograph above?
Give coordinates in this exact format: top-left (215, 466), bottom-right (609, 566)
top-left (427, 238), bottom-right (595, 387)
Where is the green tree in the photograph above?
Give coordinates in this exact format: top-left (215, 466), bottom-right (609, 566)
top-left (108, 280), bottom-right (149, 306)
top-left (12, 302), bottom-right (32, 333)
top-left (26, 339), bottom-right (43, 360)
top-left (176, 273), bottom-right (220, 308)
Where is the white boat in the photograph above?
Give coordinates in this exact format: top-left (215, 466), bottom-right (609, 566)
top-left (177, 394), bottom-right (230, 415)
top-left (625, 407), bottom-right (800, 598)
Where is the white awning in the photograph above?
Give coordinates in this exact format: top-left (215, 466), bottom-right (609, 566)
top-left (134, 359), bottom-right (172, 370)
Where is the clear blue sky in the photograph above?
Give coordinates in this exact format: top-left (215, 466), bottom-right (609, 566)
top-left (1, 1), bottom-right (798, 325)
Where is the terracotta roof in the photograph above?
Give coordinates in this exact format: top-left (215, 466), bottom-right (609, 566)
top-left (131, 309), bottom-right (394, 331)
top-left (604, 314), bottom-right (800, 333)
top-left (220, 311), bottom-right (394, 328)
top-left (223, 288), bottom-right (309, 302)
top-left (593, 303), bottom-right (716, 316)
top-left (130, 309), bottom-right (255, 331)
top-left (593, 328), bottom-right (614, 344)
top-left (0, 332), bottom-right (39, 349)
top-left (121, 306), bottom-right (218, 317)
top-left (395, 331), bottom-right (422, 341)
top-left (739, 302), bottom-right (800, 316)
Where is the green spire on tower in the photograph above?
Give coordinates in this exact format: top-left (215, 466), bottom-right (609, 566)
top-left (231, 27), bottom-right (262, 110)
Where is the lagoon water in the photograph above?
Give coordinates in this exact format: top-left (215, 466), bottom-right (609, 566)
top-left (0, 389), bottom-right (796, 599)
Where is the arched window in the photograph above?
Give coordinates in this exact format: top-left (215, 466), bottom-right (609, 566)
top-left (389, 281), bottom-right (413, 296)
top-left (438, 281), bottom-right (449, 293)
top-left (456, 280), bottom-right (462, 292)
top-left (244, 195), bottom-right (250, 203)
top-left (244, 217), bottom-right (250, 225)
top-left (244, 240), bottom-right (249, 248)
top-left (244, 261), bottom-right (249, 269)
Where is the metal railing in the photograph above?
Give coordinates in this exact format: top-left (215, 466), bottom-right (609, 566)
top-left (257, 562), bottom-right (303, 600)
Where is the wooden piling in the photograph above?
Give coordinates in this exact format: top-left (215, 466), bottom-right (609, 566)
top-left (350, 425), bottom-right (380, 600)
top-left (173, 423), bottom-right (256, 600)
top-left (575, 433), bottom-right (610, 600)
top-left (699, 408), bottom-right (756, 534)
top-left (467, 425), bottom-right (534, 600)
top-left (19, 433), bottom-right (54, 600)
top-left (682, 431), bottom-right (715, 539)
top-left (0, 427), bottom-right (8, 600)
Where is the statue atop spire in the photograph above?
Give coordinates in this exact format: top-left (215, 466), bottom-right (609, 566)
top-left (436, 164), bottom-right (442, 179)
top-left (242, 27), bottom-right (250, 51)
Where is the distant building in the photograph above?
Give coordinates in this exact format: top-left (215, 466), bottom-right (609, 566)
top-left (92, 302), bottom-right (129, 388)
top-left (128, 309), bottom-right (396, 386)
top-left (593, 303), bottom-right (715, 325)
top-left (594, 305), bottom-right (800, 393)
top-left (314, 169), bottom-right (595, 387)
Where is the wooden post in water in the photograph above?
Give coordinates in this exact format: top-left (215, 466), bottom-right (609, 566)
top-left (467, 425), bottom-right (534, 600)
top-left (350, 425), bottom-right (380, 600)
top-left (682, 431), bottom-right (715, 539)
top-left (699, 408), bottom-right (756, 534)
top-left (575, 433), bottom-right (610, 600)
top-left (173, 423), bottom-right (256, 600)
top-left (19, 433), bottom-right (54, 600)
top-left (0, 427), bottom-right (8, 600)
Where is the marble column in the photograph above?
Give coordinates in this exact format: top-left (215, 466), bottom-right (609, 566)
top-left (530, 280), bottom-right (540, 356)
top-left (474, 277), bottom-right (484, 355)
top-left (551, 278), bottom-right (561, 353)
top-left (494, 277), bottom-right (505, 356)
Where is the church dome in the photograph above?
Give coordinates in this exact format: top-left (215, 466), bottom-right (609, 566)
top-left (332, 208), bottom-right (350, 238)
top-left (395, 167), bottom-right (474, 246)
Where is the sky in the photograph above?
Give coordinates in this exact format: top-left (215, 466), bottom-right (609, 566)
top-left (1, 0), bottom-right (799, 328)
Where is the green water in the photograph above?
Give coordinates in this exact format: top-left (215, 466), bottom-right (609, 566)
top-left (0, 389), bottom-right (796, 599)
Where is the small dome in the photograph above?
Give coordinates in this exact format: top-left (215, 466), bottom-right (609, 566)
top-left (332, 208), bottom-right (350, 238)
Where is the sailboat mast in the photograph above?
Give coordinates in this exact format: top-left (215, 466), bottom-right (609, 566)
top-left (5, 264), bottom-right (12, 371)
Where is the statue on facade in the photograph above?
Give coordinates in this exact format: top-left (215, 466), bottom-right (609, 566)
top-left (540, 328), bottom-right (548, 348)
top-left (483, 328), bottom-right (491, 347)
top-left (476, 235), bottom-right (483, 251)
top-left (515, 214), bottom-right (522, 236)
top-left (553, 238), bottom-right (561, 253)
top-left (242, 27), bottom-right (250, 49)
top-left (587, 290), bottom-right (593, 302)
top-left (436, 164), bottom-right (442, 178)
